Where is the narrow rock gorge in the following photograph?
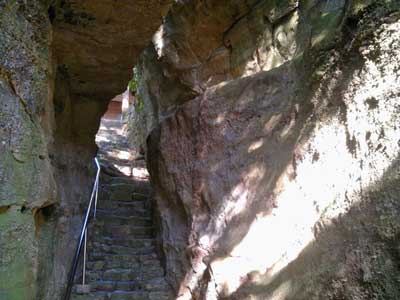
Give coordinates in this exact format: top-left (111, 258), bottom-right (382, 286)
top-left (0, 1), bottom-right (171, 299)
top-left (1, 1), bottom-right (399, 300)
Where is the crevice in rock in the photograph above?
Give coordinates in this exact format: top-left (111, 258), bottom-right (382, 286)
top-left (20, 205), bottom-right (27, 213)
top-left (34, 203), bottom-right (57, 235)
top-left (0, 205), bottom-right (10, 214)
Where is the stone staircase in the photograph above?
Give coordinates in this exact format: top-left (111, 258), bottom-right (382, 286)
top-left (71, 177), bottom-right (172, 300)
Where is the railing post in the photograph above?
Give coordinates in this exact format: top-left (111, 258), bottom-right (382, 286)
top-left (83, 228), bottom-right (87, 285)
top-left (94, 180), bottom-right (99, 219)
top-left (94, 158), bottom-right (100, 219)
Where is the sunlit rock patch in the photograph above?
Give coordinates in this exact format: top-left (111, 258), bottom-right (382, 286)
top-left (129, 1), bottom-right (400, 299)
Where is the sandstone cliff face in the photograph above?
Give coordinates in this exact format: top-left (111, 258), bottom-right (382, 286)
top-left (0, 1), bottom-right (171, 299)
top-left (129, 1), bottom-right (400, 299)
top-left (0, 2), bottom-right (56, 298)
top-left (2, 1), bottom-right (400, 299)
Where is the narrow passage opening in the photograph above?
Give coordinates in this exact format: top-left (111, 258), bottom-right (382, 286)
top-left (70, 87), bottom-right (172, 298)
top-left (95, 90), bottom-right (148, 180)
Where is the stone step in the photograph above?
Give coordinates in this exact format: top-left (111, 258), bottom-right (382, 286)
top-left (88, 237), bottom-right (155, 248)
top-left (87, 242), bottom-right (156, 255)
top-left (86, 266), bottom-right (165, 282)
top-left (102, 181), bottom-right (150, 196)
top-left (97, 200), bottom-right (148, 210)
top-left (99, 196), bottom-right (147, 204)
top-left (87, 258), bottom-right (161, 271)
top-left (88, 253), bottom-right (158, 265)
top-left (107, 177), bottom-right (145, 185)
top-left (142, 277), bottom-right (171, 292)
top-left (94, 211), bottom-right (152, 221)
top-left (89, 280), bottom-right (142, 292)
top-left (99, 192), bottom-right (149, 203)
top-left (99, 189), bottom-right (149, 202)
top-left (96, 204), bottom-right (150, 214)
top-left (71, 290), bottom-right (171, 300)
top-left (87, 256), bottom-right (162, 271)
top-left (95, 213), bottom-right (152, 221)
top-left (90, 216), bottom-right (152, 227)
top-left (96, 208), bottom-right (151, 218)
top-left (71, 292), bottom-right (108, 300)
top-left (91, 225), bottom-right (154, 239)
top-left (89, 278), bottom-right (170, 293)
top-left (131, 192), bottom-right (149, 201)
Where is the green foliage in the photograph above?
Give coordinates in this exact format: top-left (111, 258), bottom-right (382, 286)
top-left (128, 66), bottom-right (140, 94)
top-left (135, 95), bottom-right (144, 112)
top-left (127, 66), bottom-right (145, 112)
top-left (128, 79), bottom-right (137, 94)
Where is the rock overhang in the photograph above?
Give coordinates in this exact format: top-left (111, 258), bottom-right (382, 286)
top-left (51, 0), bottom-right (173, 101)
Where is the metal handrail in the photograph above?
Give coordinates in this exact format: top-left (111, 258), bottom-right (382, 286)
top-left (63, 157), bottom-right (101, 300)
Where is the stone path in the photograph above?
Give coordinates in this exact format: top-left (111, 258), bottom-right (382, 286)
top-left (95, 117), bottom-right (148, 179)
top-left (71, 117), bottom-right (171, 300)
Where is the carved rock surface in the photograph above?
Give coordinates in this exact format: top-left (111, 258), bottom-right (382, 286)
top-left (0, 1), bottom-right (171, 299)
top-left (52, 0), bottom-right (172, 101)
top-left (135, 1), bottom-right (400, 299)
top-left (0, 2), bottom-right (56, 299)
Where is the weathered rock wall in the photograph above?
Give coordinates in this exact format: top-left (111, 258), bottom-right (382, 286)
top-left (0, 2), bottom-right (57, 299)
top-left (35, 66), bottom-right (104, 300)
top-left (0, 1), bottom-right (172, 299)
top-left (0, 2), bottom-right (100, 298)
top-left (130, 1), bottom-right (400, 299)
